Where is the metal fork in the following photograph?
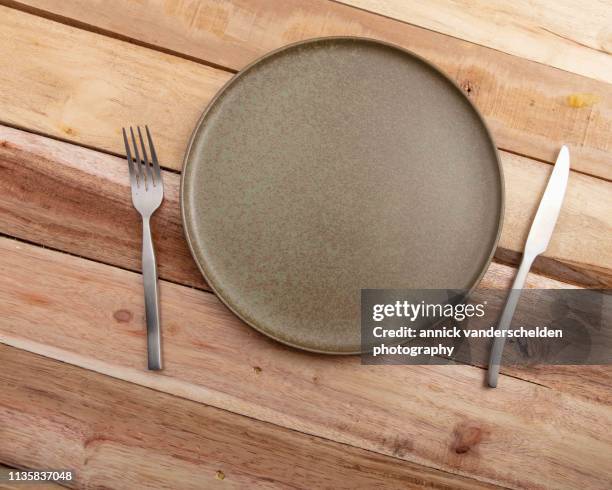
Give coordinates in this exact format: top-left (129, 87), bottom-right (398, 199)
top-left (122, 126), bottom-right (164, 370)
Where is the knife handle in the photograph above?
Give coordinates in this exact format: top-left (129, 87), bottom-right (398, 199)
top-left (487, 253), bottom-right (536, 388)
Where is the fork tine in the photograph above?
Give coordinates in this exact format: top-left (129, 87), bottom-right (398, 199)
top-left (122, 128), bottom-right (138, 189)
top-left (145, 125), bottom-right (162, 183)
top-left (137, 126), bottom-right (154, 187)
top-left (129, 126), bottom-right (143, 187)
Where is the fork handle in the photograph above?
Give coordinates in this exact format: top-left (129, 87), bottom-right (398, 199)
top-left (487, 252), bottom-right (536, 387)
top-left (142, 216), bottom-right (162, 370)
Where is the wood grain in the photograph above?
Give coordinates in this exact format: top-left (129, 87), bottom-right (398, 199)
top-left (1, 237), bottom-right (611, 489)
top-left (1, 125), bottom-right (609, 288)
top-left (0, 3), bottom-right (609, 489)
top-left (4, 122), bottom-right (606, 401)
top-left (0, 126), bottom-right (205, 289)
top-left (5, 124), bottom-right (608, 403)
top-left (1, 345), bottom-right (502, 490)
top-left (338, 0), bottom-right (612, 83)
top-left (499, 151), bottom-right (612, 287)
top-left (0, 4), bottom-right (611, 179)
top-left (0, 5), bottom-right (230, 171)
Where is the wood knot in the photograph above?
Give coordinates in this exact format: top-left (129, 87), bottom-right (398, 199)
top-left (566, 93), bottom-right (599, 108)
top-left (461, 80), bottom-right (475, 96)
top-left (113, 309), bottom-right (133, 323)
top-left (452, 421), bottom-right (487, 454)
top-left (60, 124), bottom-right (77, 136)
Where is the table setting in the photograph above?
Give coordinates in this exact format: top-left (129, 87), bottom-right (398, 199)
top-left (124, 37), bottom-right (573, 388)
top-left (0, 2), bottom-right (610, 489)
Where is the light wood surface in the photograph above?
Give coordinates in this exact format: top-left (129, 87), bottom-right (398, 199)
top-left (0, 3), bottom-right (611, 180)
top-left (1, 140), bottom-right (602, 401)
top-left (1, 345), bottom-right (503, 490)
top-left (338, 0), bottom-right (612, 83)
top-left (0, 125), bottom-right (205, 290)
top-left (2, 124), bottom-right (610, 290)
top-left (0, 4), bottom-right (230, 170)
top-left (1, 122), bottom-right (609, 400)
top-left (1, 237), bottom-right (611, 490)
top-left (3, 114), bottom-right (598, 296)
top-left (0, 1), bottom-right (610, 488)
top-left (500, 151), bottom-right (611, 287)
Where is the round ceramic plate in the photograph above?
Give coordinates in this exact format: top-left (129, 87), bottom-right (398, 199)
top-left (181, 37), bottom-right (504, 354)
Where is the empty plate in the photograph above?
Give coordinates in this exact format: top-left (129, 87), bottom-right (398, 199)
top-left (181, 37), bottom-right (504, 354)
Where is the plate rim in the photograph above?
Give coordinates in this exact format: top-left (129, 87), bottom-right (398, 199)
top-left (180, 36), bottom-right (505, 355)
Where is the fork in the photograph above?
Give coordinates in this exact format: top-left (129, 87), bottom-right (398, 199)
top-left (122, 126), bottom-right (164, 370)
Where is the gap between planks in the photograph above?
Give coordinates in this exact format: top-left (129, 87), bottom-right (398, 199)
top-left (0, 119), bottom-right (184, 177)
top-left (1, 124), bottom-right (610, 291)
top-left (0, 0), bottom-right (239, 74)
top-left (0, 230), bottom-right (199, 293)
top-left (0, 2), bottom-right (608, 486)
top-left (1, 236), bottom-right (611, 489)
top-left (333, 0), bottom-right (612, 84)
top-left (1, 124), bottom-right (610, 399)
top-left (0, 345), bottom-right (506, 490)
top-left (6, 0), bottom-right (612, 85)
top-left (4, 122), bottom-right (607, 396)
top-left (0, 229), bottom-right (590, 398)
top-left (0, 3), bottom-right (610, 180)
top-left (2, 123), bottom-right (608, 399)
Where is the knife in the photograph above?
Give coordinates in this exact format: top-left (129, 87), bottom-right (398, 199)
top-left (487, 145), bottom-right (570, 388)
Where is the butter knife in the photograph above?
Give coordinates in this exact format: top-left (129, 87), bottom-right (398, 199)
top-left (487, 146), bottom-right (570, 388)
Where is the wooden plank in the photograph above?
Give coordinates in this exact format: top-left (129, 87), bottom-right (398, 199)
top-left (1, 346), bottom-right (500, 490)
top-left (498, 151), bottom-right (612, 287)
top-left (0, 5), bottom-right (230, 171)
top-left (5, 124), bottom-right (608, 401)
top-left (0, 126), bottom-right (205, 289)
top-left (503, 364), bottom-right (612, 406)
top-left (0, 5), bottom-right (611, 180)
top-left (0, 238), bottom-right (611, 489)
top-left (1, 125), bottom-right (609, 288)
top-left (337, 0), bottom-right (612, 83)
top-left (4, 118), bottom-right (605, 401)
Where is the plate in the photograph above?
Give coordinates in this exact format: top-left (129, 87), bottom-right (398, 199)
top-left (181, 37), bottom-right (504, 354)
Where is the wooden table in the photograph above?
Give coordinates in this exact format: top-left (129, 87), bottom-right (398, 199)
top-left (0, 1), bottom-right (611, 488)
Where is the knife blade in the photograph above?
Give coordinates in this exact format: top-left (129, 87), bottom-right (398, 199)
top-left (523, 145), bottom-right (570, 256)
top-left (487, 145), bottom-right (570, 388)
